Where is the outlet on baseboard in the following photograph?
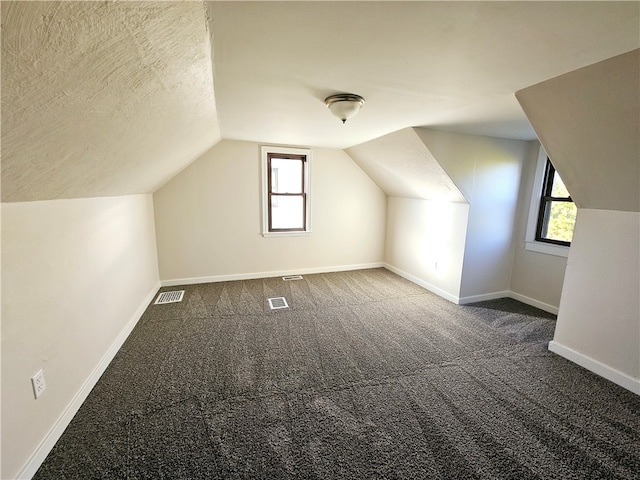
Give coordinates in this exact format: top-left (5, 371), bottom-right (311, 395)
top-left (31, 369), bottom-right (46, 399)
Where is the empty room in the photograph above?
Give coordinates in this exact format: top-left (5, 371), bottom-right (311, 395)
top-left (1, 1), bottom-right (639, 479)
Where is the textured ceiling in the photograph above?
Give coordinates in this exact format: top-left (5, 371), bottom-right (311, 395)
top-left (208, 1), bottom-right (639, 149)
top-left (346, 128), bottom-right (467, 202)
top-left (1, 1), bottom-right (221, 202)
top-left (2, 1), bottom-right (638, 204)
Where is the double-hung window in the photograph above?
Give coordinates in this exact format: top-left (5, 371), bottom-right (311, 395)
top-left (261, 146), bottom-right (311, 236)
top-left (525, 146), bottom-right (576, 256)
top-left (535, 159), bottom-right (576, 246)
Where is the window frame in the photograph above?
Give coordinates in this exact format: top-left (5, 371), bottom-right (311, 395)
top-left (534, 159), bottom-right (574, 247)
top-left (261, 146), bottom-right (311, 237)
top-left (524, 146), bottom-right (573, 257)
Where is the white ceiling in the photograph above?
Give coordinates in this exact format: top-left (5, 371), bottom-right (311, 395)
top-left (2, 1), bottom-right (220, 202)
top-left (346, 127), bottom-right (467, 202)
top-left (208, 1), bottom-right (640, 149)
top-left (2, 1), bottom-right (638, 203)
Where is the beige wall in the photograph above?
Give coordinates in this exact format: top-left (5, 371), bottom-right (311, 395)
top-left (385, 197), bottom-right (468, 301)
top-left (510, 142), bottom-right (567, 311)
top-left (551, 209), bottom-right (639, 391)
top-left (510, 248), bottom-right (567, 311)
top-left (1, 195), bottom-right (160, 479)
top-left (154, 140), bottom-right (386, 282)
top-left (383, 130), bottom-right (555, 306)
top-left (415, 129), bottom-right (529, 301)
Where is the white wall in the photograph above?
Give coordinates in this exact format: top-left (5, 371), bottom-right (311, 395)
top-left (154, 140), bottom-right (386, 282)
top-left (510, 248), bottom-right (567, 311)
top-left (510, 142), bottom-right (567, 311)
top-left (517, 51), bottom-right (639, 393)
top-left (384, 197), bottom-right (469, 302)
top-left (1, 195), bottom-right (160, 479)
top-left (550, 209), bottom-right (640, 393)
top-left (415, 129), bottom-right (529, 301)
top-left (352, 128), bottom-right (565, 312)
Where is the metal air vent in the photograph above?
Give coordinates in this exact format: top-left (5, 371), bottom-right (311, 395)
top-left (268, 297), bottom-right (289, 310)
top-left (282, 275), bottom-right (303, 281)
top-left (154, 290), bottom-right (185, 305)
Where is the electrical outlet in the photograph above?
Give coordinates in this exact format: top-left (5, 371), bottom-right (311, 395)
top-left (31, 369), bottom-right (46, 399)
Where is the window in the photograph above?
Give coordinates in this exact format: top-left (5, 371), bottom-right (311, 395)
top-left (525, 146), bottom-right (575, 257)
top-left (535, 159), bottom-right (576, 246)
top-left (261, 146), bottom-right (311, 236)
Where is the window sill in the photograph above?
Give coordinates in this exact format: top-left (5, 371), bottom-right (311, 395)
top-left (262, 231), bottom-right (312, 238)
top-left (525, 240), bottom-right (570, 258)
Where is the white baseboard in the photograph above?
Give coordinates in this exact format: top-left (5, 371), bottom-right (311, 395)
top-left (377, 265), bottom-right (562, 316)
top-left (162, 264), bottom-right (561, 318)
top-left (383, 267), bottom-right (636, 395)
top-left (459, 291), bottom-right (558, 314)
top-left (160, 263), bottom-right (385, 287)
top-left (548, 341), bottom-right (640, 395)
top-left (18, 282), bottom-right (161, 480)
top-left (509, 291), bottom-right (559, 315)
top-left (458, 291), bottom-right (511, 305)
top-left (383, 263), bottom-right (461, 304)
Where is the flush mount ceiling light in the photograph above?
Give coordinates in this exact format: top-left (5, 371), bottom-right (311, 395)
top-left (324, 93), bottom-right (365, 124)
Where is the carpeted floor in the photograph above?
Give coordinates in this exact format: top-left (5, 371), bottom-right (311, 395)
top-left (34, 268), bottom-right (640, 479)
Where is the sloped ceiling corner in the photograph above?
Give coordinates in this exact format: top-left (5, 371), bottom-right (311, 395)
top-left (1, 1), bottom-right (221, 203)
top-left (516, 49), bottom-right (640, 213)
top-left (414, 127), bottom-right (532, 204)
top-left (206, 1), bottom-right (638, 150)
top-left (345, 128), bottom-right (467, 203)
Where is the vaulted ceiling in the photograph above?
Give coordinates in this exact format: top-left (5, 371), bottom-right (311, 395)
top-left (208, 1), bottom-right (639, 148)
top-left (2, 1), bottom-right (638, 203)
top-left (1, 1), bottom-right (220, 202)
top-left (517, 50), bottom-right (640, 212)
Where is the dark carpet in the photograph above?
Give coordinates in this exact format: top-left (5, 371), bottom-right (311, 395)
top-left (34, 268), bottom-right (640, 479)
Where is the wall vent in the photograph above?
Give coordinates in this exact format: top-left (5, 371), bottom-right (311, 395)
top-left (268, 297), bottom-right (289, 310)
top-left (282, 275), bottom-right (303, 281)
top-left (155, 290), bottom-right (185, 305)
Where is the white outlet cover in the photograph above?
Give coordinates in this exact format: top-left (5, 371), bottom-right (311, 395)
top-left (31, 369), bottom-right (46, 399)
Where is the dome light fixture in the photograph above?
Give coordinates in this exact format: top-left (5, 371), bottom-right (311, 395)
top-left (324, 93), bottom-right (365, 124)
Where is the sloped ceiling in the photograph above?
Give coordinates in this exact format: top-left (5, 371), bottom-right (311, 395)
top-left (208, 1), bottom-right (639, 149)
top-left (1, 1), bottom-right (221, 203)
top-left (346, 128), bottom-right (466, 202)
top-left (2, 1), bottom-right (638, 204)
top-left (516, 49), bottom-right (640, 213)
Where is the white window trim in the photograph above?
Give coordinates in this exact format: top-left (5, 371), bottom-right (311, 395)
top-left (524, 145), bottom-right (570, 258)
top-left (261, 145), bottom-right (312, 237)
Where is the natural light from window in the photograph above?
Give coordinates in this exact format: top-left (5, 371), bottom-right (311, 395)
top-left (270, 158), bottom-right (305, 230)
top-left (540, 171), bottom-right (576, 243)
top-left (525, 147), bottom-right (575, 257)
top-left (536, 159), bottom-right (576, 246)
top-left (261, 146), bottom-right (311, 236)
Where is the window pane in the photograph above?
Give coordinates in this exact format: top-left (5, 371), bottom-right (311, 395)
top-left (544, 201), bottom-right (577, 243)
top-left (271, 158), bottom-right (302, 194)
top-left (271, 195), bottom-right (304, 229)
top-left (551, 171), bottom-right (570, 198)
